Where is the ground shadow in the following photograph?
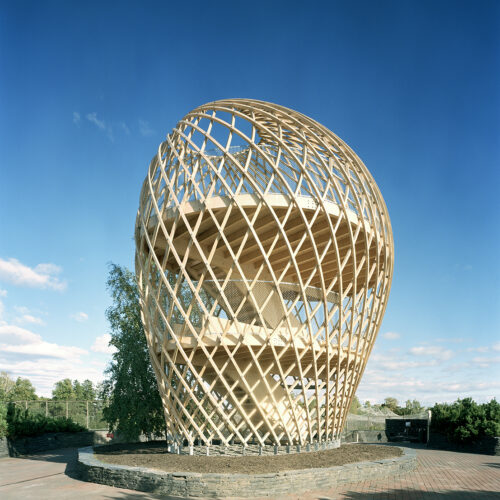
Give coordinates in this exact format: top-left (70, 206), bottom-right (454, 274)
top-left (482, 462), bottom-right (500, 468)
top-left (317, 489), bottom-right (500, 499)
top-left (15, 447), bottom-right (77, 464)
top-left (100, 493), bottom-right (179, 500)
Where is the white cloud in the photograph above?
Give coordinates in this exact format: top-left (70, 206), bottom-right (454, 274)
top-left (91, 333), bottom-right (116, 354)
top-left (0, 324), bottom-right (41, 345)
top-left (0, 289), bottom-right (7, 297)
top-left (73, 111), bottom-right (81, 124)
top-left (408, 345), bottom-right (454, 361)
top-left (0, 324), bottom-right (86, 358)
top-left (382, 331), bottom-right (400, 340)
top-left (493, 342), bottom-right (500, 352)
top-left (15, 314), bottom-right (45, 326)
top-left (0, 322), bottom-right (107, 397)
top-left (467, 346), bottom-right (488, 353)
top-left (0, 257), bottom-right (66, 291)
top-left (118, 121), bottom-right (130, 134)
top-left (86, 112), bottom-right (106, 130)
top-left (471, 356), bottom-right (500, 368)
top-left (71, 311), bottom-right (88, 322)
top-left (139, 119), bottom-right (154, 136)
top-left (86, 112), bottom-right (114, 142)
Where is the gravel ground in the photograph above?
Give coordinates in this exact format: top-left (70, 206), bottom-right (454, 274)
top-left (95, 442), bottom-right (402, 474)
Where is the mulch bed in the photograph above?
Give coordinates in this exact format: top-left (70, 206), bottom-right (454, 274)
top-left (95, 442), bottom-right (402, 474)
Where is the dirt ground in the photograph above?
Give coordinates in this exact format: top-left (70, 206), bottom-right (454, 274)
top-left (95, 442), bottom-right (402, 474)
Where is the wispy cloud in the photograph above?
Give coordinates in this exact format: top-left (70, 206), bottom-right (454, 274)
top-left (15, 314), bottom-right (45, 326)
top-left (86, 112), bottom-right (114, 141)
top-left (0, 258), bottom-right (66, 291)
top-left (86, 112), bottom-right (106, 130)
top-left (91, 333), bottom-right (116, 354)
top-left (408, 345), bottom-right (454, 361)
top-left (73, 111), bottom-right (81, 124)
top-left (471, 356), bottom-right (500, 368)
top-left (139, 119), bottom-right (154, 136)
top-left (0, 289), bottom-right (7, 297)
top-left (382, 331), bottom-right (400, 340)
top-left (71, 311), bottom-right (88, 322)
top-left (118, 121), bottom-right (130, 134)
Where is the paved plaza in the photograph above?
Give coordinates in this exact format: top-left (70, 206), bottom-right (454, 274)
top-left (0, 444), bottom-right (498, 499)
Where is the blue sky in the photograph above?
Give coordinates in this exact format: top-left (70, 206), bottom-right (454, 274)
top-left (0, 0), bottom-right (498, 403)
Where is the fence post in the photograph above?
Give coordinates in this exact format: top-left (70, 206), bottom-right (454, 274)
top-left (25, 400), bottom-right (28, 410)
top-left (86, 401), bottom-right (89, 429)
top-left (427, 409), bottom-right (431, 444)
top-left (66, 401), bottom-right (68, 419)
top-left (45, 400), bottom-right (48, 417)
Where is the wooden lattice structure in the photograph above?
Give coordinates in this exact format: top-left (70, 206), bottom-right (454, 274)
top-left (135, 99), bottom-right (394, 450)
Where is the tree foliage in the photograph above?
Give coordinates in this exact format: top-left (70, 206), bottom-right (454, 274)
top-left (349, 395), bottom-right (361, 414)
top-left (383, 397), bottom-right (398, 411)
top-left (52, 379), bottom-right (96, 400)
top-left (430, 398), bottom-right (500, 444)
top-left (52, 379), bottom-right (74, 400)
top-left (0, 372), bottom-right (38, 401)
top-left (6, 404), bottom-right (85, 438)
top-left (100, 264), bottom-right (165, 441)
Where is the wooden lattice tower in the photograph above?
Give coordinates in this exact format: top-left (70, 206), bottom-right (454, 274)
top-left (135, 99), bottom-right (394, 450)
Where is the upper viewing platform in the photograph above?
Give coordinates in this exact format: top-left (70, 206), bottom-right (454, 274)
top-left (137, 99), bottom-right (392, 292)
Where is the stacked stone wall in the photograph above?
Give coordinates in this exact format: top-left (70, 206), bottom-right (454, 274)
top-left (77, 445), bottom-right (416, 497)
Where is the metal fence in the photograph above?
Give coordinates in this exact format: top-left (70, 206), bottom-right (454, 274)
top-left (6, 400), bottom-right (428, 433)
top-left (345, 411), bottom-right (430, 431)
top-left (9, 400), bottom-right (107, 430)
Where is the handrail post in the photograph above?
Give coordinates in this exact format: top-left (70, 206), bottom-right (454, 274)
top-left (86, 401), bottom-right (89, 429)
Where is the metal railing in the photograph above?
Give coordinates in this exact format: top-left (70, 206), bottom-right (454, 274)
top-left (8, 400), bottom-right (107, 430)
top-left (345, 411), bottom-right (429, 431)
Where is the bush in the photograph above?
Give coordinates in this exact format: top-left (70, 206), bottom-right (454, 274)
top-left (430, 398), bottom-right (500, 445)
top-left (6, 404), bottom-right (86, 438)
top-left (0, 404), bottom-right (7, 437)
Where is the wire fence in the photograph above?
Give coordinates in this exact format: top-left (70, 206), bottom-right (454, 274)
top-left (345, 411), bottom-right (430, 431)
top-left (9, 400), bottom-right (107, 430)
top-left (6, 400), bottom-right (429, 433)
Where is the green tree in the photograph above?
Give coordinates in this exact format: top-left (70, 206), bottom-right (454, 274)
top-left (52, 378), bottom-right (75, 400)
top-left (0, 372), bottom-right (15, 401)
top-left (0, 373), bottom-right (38, 401)
top-left (349, 395), bottom-right (361, 414)
top-left (80, 380), bottom-right (96, 400)
top-left (100, 264), bottom-right (165, 441)
top-left (383, 397), bottom-right (398, 412)
top-left (430, 398), bottom-right (500, 444)
top-left (404, 399), bottom-right (424, 414)
top-left (11, 377), bottom-right (38, 401)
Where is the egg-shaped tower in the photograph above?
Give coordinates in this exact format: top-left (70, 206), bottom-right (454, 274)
top-left (135, 99), bottom-right (393, 451)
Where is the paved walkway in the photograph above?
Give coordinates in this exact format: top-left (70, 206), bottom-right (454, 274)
top-left (0, 445), bottom-right (498, 499)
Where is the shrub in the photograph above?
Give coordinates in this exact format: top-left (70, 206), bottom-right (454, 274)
top-left (6, 404), bottom-right (86, 438)
top-left (430, 398), bottom-right (500, 445)
top-left (0, 404), bottom-right (7, 437)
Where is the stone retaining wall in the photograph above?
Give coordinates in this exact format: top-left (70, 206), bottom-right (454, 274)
top-left (77, 445), bottom-right (416, 497)
top-left (0, 438), bottom-right (9, 458)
